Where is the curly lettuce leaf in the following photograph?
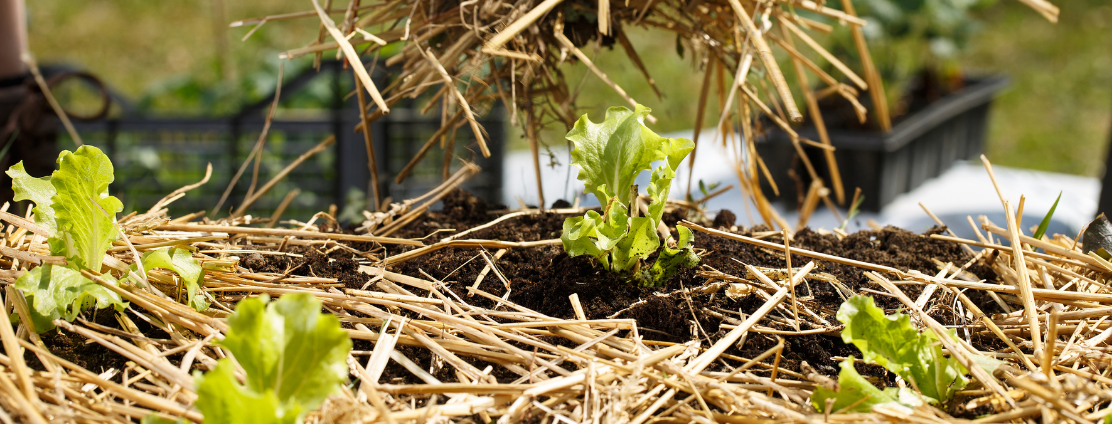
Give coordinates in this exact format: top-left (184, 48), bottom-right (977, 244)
top-left (562, 104), bottom-right (696, 287)
top-left (195, 360), bottom-right (291, 424)
top-left (567, 105), bottom-right (687, 207)
top-left (141, 248), bottom-right (208, 312)
top-left (6, 162), bottom-right (57, 235)
top-left (838, 295), bottom-right (967, 404)
top-left (812, 357), bottom-right (921, 413)
top-left (644, 226), bottom-right (699, 287)
top-left (562, 200), bottom-right (634, 271)
top-left (49, 146), bottom-right (123, 270)
top-left (561, 213), bottom-right (607, 264)
top-left (645, 138), bottom-right (694, 226)
top-left (195, 293), bottom-right (351, 424)
top-left (610, 216), bottom-right (659, 273)
top-left (563, 210), bottom-right (614, 269)
top-left (14, 264), bottom-right (126, 332)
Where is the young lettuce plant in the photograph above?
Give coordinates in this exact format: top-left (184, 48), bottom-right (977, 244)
top-left (194, 293), bottom-right (351, 424)
top-left (813, 295), bottom-right (1001, 412)
top-left (8, 146), bottom-right (207, 333)
top-left (561, 104), bottom-right (699, 287)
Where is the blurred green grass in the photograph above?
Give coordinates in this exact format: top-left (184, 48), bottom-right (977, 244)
top-left (962, 0), bottom-right (1112, 176)
top-left (27, 0), bottom-right (320, 114)
top-left (26, 0), bottom-right (1112, 176)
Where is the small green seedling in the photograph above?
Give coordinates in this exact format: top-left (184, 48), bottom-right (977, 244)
top-left (838, 193), bottom-right (865, 231)
top-left (1031, 191), bottom-right (1061, 250)
top-left (813, 295), bottom-right (1000, 412)
top-left (686, 179), bottom-right (721, 204)
top-left (194, 293), bottom-right (351, 424)
top-left (560, 104), bottom-right (699, 287)
top-left (9, 146), bottom-right (207, 333)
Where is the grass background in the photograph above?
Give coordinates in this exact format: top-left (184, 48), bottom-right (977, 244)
top-left (25, 0), bottom-right (1112, 176)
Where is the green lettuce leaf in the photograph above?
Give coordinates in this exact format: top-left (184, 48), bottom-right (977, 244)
top-left (561, 104), bottom-right (696, 287)
top-left (562, 210), bottom-right (615, 269)
top-left (645, 138), bottom-right (694, 226)
top-left (567, 105), bottom-right (675, 207)
top-left (812, 357), bottom-right (922, 413)
top-left (14, 264), bottom-right (126, 332)
top-left (611, 216), bottom-right (659, 273)
top-left (6, 161), bottom-right (57, 235)
top-left (49, 146), bottom-right (123, 270)
top-left (195, 293), bottom-right (351, 424)
top-left (562, 200), bottom-right (635, 271)
top-left (838, 295), bottom-right (967, 404)
top-left (562, 214), bottom-right (606, 261)
top-left (140, 248), bottom-right (208, 312)
top-left (195, 360), bottom-right (291, 424)
top-left (644, 226), bottom-right (699, 287)
top-left (7, 146), bottom-right (130, 334)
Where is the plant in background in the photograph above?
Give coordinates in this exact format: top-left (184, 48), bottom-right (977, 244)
top-left (139, 247), bottom-right (209, 311)
top-left (812, 295), bottom-right (997, 412)
top-left (838, 193), bottom-right (865, 231)
top-left (8, 146), bottom-right (206, 332)
top-left (829, 0), bottom-right (999, 119)
top-left (1031, 191), bottom-right (1060, 250)
top-left (194, 293), bottom-right (351, 424)
top-left (560, 104), bottom-right (699, 288)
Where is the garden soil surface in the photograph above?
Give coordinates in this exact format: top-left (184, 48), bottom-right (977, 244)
top-left (33, 189), bottom-right (1003, 394)
top-left (354, 190), bottom-right (999, 385)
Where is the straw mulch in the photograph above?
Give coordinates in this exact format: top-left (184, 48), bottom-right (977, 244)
top-left (0, 155), bottom-right (1110, 423)
top-left (4, 0), bottom-right (1096, 423)
top-left (228, 0), bottom-right (1060, 230)
top-left (230, 0), bottom-right (1026, 214)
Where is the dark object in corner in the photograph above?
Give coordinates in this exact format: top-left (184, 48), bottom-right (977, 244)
top-left (759, 76), bottom-right (1009, 212)
top-left (1082, 213), bottom-right (1112, 259)
top-left (1098, 99), bottom-right (1112, 217)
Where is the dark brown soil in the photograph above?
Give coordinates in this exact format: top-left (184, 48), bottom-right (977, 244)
top-left (25, 306), bottom-right (170, 379)
top-left (37, 188), bottom-right (999, 393)
top-left (356, 189), bottom-right (1001, 382)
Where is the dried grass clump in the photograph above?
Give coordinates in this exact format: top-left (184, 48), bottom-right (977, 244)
top-left (233, 0), bottom-right (1057, 232)
top-left (231, 0), bottom-right (933, 223)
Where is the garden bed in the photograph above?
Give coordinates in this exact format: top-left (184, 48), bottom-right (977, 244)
top-left (9, 179), bottom-right (1107, 423)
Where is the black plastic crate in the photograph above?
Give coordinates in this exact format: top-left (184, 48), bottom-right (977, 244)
top-left (64, 61), bottom-right (504, 221)
top-left (758, 76), bottom-right (1009, 212)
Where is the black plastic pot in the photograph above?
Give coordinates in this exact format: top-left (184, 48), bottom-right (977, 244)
top-left (758, 76), bottom-right (1009, 212)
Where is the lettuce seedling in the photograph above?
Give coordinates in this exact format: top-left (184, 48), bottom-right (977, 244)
top-left (1032, 191), bottom-right (1061, 243)
top-left (8, 146), bottom-right (207, 332)
top-left (812, 357), bottom-right (922, 413)
top-left (813, 295), bottom-right (987, 412)
top-left (10, 146), bottom-right (128, 331)
top-left (194, 293), bottom-right (351, 424)
top-left (139, 247), bottom-right (209, 311)
top-left (561, 104), bottom-right (699, 287)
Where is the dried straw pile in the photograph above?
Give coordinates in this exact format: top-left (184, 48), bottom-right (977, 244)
top-left (232, 0), bottom-right (1054, 218)
top-left (0, 155), bottom-right (1110, 423)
